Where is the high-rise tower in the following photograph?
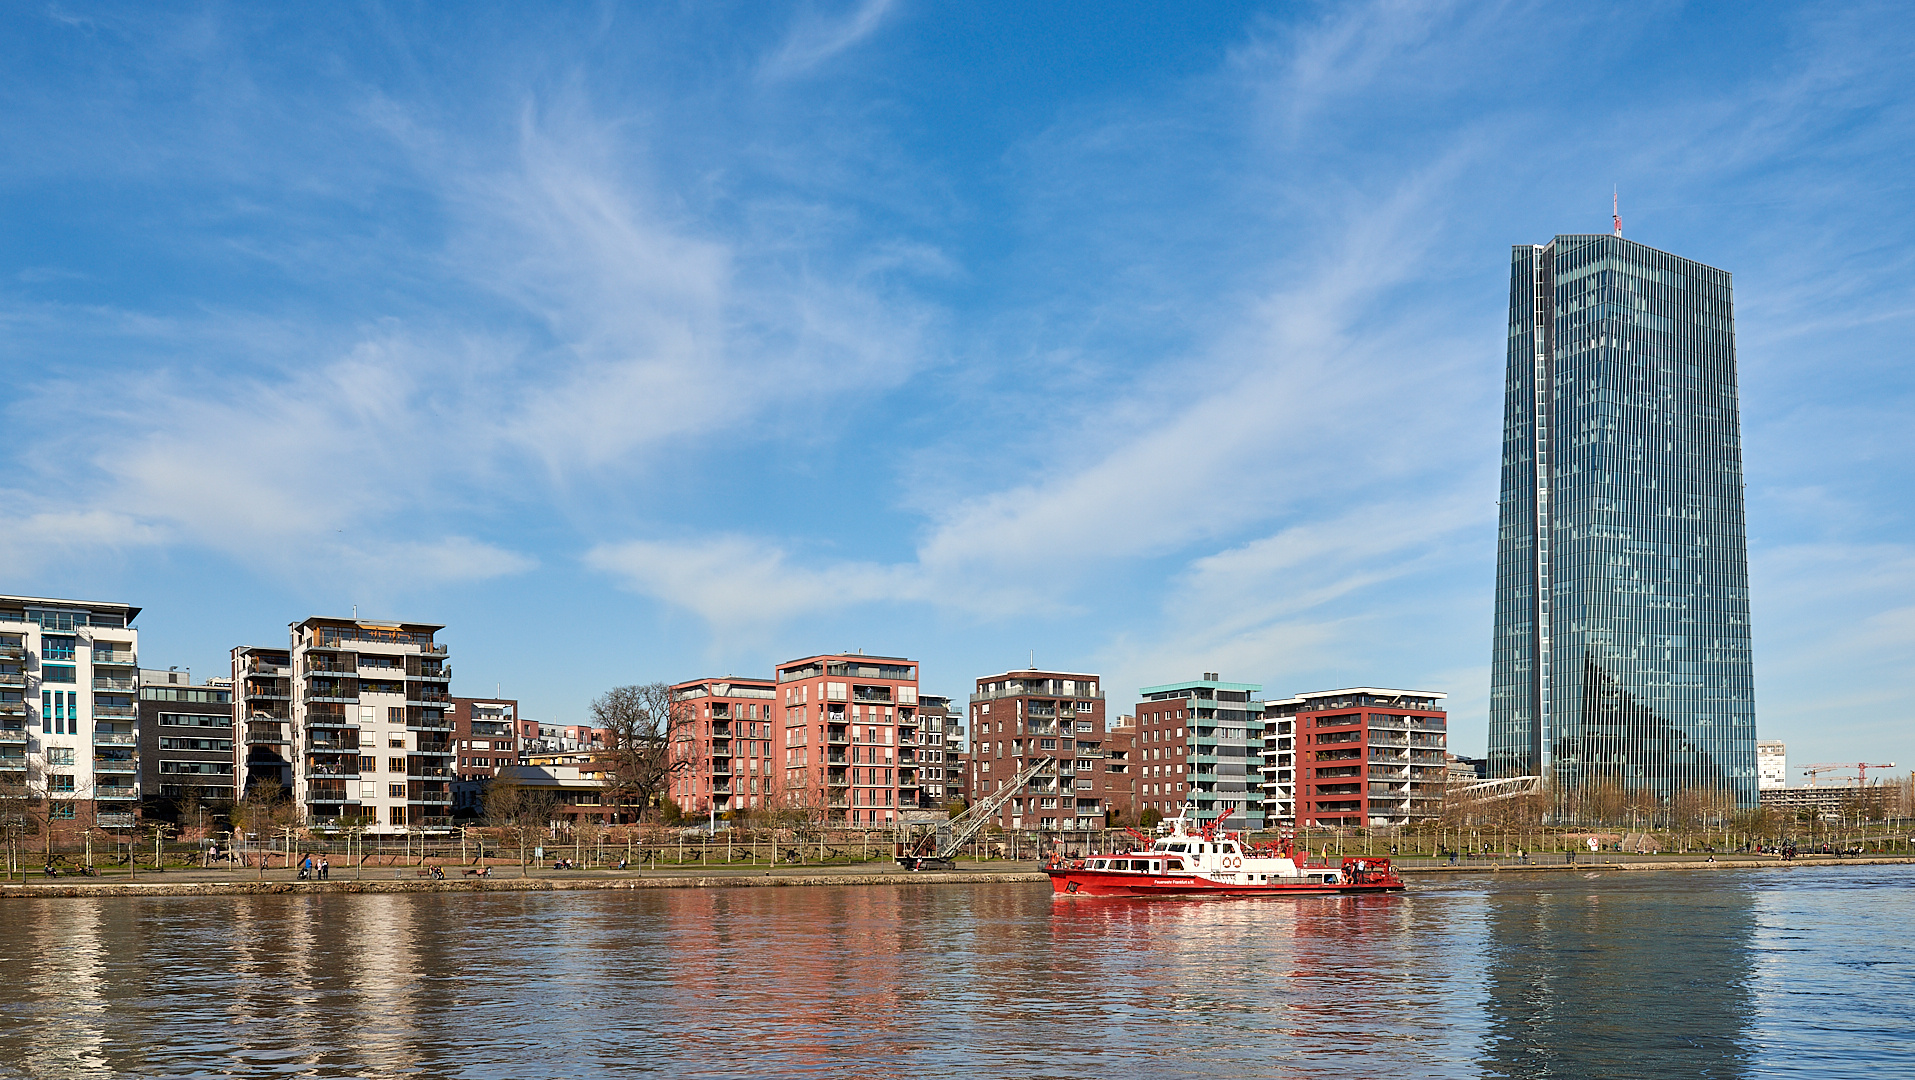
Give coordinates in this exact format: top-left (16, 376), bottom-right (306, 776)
top-left (1489, 234), bottom-right (1757, 808)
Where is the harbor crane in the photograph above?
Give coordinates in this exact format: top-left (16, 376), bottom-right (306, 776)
top-left (1800, 762), bottom-right (1896, 787)
top-left (896, 757), bottom-right (1056, 870)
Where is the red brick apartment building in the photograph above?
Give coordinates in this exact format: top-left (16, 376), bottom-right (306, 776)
top-left (966, 670), bottom-right (1131, 831)
top-left (1275, 688), bottom-right (1448, 829)
top-left (776, 653), bottom-right (923, 827)
top-left (668, 676), bottom-right (778, 817)
top-left (452, 696), bottom-right (520, 781)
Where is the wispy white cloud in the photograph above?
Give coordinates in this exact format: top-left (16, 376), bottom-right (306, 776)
top-left (760, 0), bottom-right (897, 81)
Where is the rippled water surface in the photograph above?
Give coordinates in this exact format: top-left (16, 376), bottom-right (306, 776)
top-left (1, 867), bottom-right (1911, 1078)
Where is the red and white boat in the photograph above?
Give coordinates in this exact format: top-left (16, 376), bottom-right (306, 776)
top-left (1046, 812), bottom-right (1404, 897)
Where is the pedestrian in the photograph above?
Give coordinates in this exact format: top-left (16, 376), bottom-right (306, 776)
top-left (319, 858), bottom-right (330, 880)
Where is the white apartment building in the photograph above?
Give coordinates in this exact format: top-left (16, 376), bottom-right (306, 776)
top-left (233, 617), bottom-right (452, 835)
top-left (0, 595), bottom-right (142, 832)
top-left (1757, 741), bottom-right (1787, 791)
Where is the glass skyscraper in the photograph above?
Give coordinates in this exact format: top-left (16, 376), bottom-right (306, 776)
top-left (1489, 234), bottom-right (1757, 808)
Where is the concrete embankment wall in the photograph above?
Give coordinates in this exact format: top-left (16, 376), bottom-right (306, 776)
top-left (6, 857), bottom-right (1913, 899)
top-left (0, 871), bottom-right (1052, 900)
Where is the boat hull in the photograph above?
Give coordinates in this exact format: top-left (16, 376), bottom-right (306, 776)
top-left (1047, 870), bottom-right (1404, 897)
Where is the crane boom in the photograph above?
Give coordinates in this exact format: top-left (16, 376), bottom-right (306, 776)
top-left (897, 756), bottom-right (1056, 869)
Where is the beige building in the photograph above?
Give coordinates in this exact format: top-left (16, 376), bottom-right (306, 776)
top-left (233, 617), bottom-right (452, 835)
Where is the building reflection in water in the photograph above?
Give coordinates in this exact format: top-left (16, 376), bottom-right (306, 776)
top-left (0, 876), bottom-right (1792, 1078)
top-left (11, 899), bottom-right (112, 1078)
top-left (1476, 875), bottom-right (1755, 1078)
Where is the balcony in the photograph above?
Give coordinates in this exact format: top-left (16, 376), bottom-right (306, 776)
top-left (0, 727), bottom-right (28, 745)
top-left (92, 652), bottom-right (138, 667)
top-left (93, 676), bottom-right (138, 691)
top-left (305, 693), bottom-right (360, 704)
top-left (0, 701), bottom-right (26, 716)
top-left (826, 729), bottom-right (850, 745)
top-left (247, 731), bottom-right (292, 746)
top-left (411, 792), bottom-right (453, 804)
top-left (94, 760), bottom-right (137, 774)
top-left (0, 757), bottom-right (26, 772)
top-left (407, 766), bottom-right (454, 778)
top-left (93, 704), bottom-right (137, 719)
top-left (308, 791), bottom-right (353, 804)
top-left (0, 672), bottom-right (27, 688)
top-left (97, 813), bottom-right (136, 828)
top-left (96, 786), bottom-right (136, 801)
top-left (407, 714), bottom-right (452, 730)
top-left (307, 765), bottom-right (360, 777)
top-left (92, 732), bottom-right (137, 746)
top-left (826, 751), bottom-right (848, 764)
top-left (407, 667), bottom-right (452, 681)
top-left (305, 716), bottom-right (358, 729)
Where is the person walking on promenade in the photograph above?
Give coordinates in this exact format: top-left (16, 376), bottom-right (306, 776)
top-left (319, 858), bottom-right (330, 880)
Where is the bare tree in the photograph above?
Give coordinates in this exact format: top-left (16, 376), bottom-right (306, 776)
top-left (484, 775), bottom-right (555, 877)
top-left (591, 683), bottom-right (697, 823)
top-left (231, 779), bottom-right (296, 880)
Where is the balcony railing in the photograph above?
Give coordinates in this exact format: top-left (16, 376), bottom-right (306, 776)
top-left (97, 786), bottom-right (137, 801)
top-left (93, 705), bottom-right (137, 719)
top-left (411, 792), bottom-right (452, 804)
top-left (307, 766), bottom-right (360, 777)
top-left (92, 676), bottom-right (138, 691)
top-left (93, 760), bottom-right (137, 774)
top-left (97, 813), bottom-right (136, 828)
top-left (92, 732), bottom-right (136, 745)
top-left (0, 727), bottom-right (29, 744)
top-left (92, 652), bottom-right (138, 666)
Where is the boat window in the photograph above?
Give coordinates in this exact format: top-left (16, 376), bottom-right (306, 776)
top-left (1110, 860), bottom-right (1129, 871)
top-left (1150, 861), bottom-right (1162, 872)
top-left (1091, 860), bottom-right (1106, 870)
top-left (1166, 860), bottom-right (1183, 871)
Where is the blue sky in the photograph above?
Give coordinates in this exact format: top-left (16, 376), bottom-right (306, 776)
top-left (3, 2), bottom-right (1912, 779)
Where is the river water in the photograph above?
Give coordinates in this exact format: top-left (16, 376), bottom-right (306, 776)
top-left (0, 866), bottom-right (1910, 1079)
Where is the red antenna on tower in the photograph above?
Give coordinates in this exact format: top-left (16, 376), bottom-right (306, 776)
top-left (1613, 187), bottom-right (1622, 237)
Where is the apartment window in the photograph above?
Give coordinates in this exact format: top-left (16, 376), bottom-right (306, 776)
top-left (50, 802), bottom-right (76, 819)
top-left (50, 774), bottom-right (75, 792)
top-left (388, 757), bottom-right (404, 772)
top-left (388, 807), bottom-right (405, 825)
top-left (361, 781), bottom-right (378, 799)
top-left (43, 664), bottom-right (76, 684)
top-left (388, 738), bottom-right (403, 749)
top-left (43, 636), bottom-right (77, 661)
top-left (49, 747), bottom-right (74, 766)
top-left (359, 756), bottom-right (377, 773)
top-left (389, 783), bottom-right (405, 798)
top-left (388, 707), bottom-right (403, 723)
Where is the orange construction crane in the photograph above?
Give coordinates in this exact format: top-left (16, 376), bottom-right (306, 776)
top-left (1800, 762), bottom-right (1896, 787)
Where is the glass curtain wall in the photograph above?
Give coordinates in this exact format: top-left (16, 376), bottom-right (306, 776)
top-left (1490, 234), bottom-right (1757, 809)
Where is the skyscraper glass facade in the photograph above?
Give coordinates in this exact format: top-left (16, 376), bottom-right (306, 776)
top-left (1489, 234), bottom-right (1757, 808)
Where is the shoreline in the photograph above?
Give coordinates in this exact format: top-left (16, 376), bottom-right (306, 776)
top-left (4, 854), bottom-right (1913, 898)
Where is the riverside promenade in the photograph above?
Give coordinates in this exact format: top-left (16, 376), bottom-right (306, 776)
top-left (6, 852), bottom-right (1915, 898)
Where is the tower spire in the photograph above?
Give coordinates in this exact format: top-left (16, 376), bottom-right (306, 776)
top-left (1613, 187), bottom-right (1622, 237)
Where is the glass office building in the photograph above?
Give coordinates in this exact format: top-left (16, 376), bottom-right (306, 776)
top-left (1489, 234), bottom-right (1757, 808)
